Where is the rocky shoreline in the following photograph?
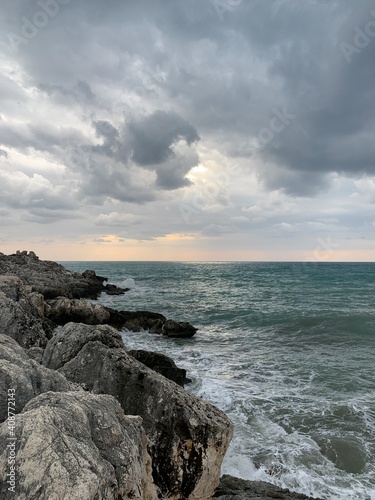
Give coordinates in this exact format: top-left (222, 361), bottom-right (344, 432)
top-left (0, 252), bottom-right (320, 499)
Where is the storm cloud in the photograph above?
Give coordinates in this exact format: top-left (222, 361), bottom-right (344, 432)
top-left (0, 0), bottom-right (374, 259)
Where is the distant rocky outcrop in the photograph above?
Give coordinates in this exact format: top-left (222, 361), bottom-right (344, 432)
top-left (0, 252), bottom-right (198, 339)
top-left (0, 251), bottom-right (126, 299)
top-left (45, 299), bottom-right (198, 338)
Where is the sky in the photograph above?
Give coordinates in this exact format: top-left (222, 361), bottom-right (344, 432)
top-left (0, 0), bottom-right (375, 261)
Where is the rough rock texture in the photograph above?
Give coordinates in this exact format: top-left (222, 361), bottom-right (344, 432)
top-left (42, 322), bottom-right (124, 370)
top-left (43, 325), bottom-right (233, 499)
top-left (0, 277), bottom-right (50, 348)
top-left (24, 346), bottom-right (44, 364)
top-left (104, 283), bottom-right (129, 295)
top-left (163, 319), bottom-right (198, 338)
top-left (106, 308), bottom-right (198, 338)
top-left (45, 296), bottom-right (111, 325)
top-left (0, 391), bottom-right (158, 500)
top-left (0, 334), bottom-right (70, 423)
top-left (107, 309), bottom-right (167, 331)
top-left (128, 349), bottom-right (189, 386)
top-left (213, 475), bottom-right (322, 500)
top-left (0, 253), bottom-right (197, 339)
top-left (0, 251), bottom-right (124, 299)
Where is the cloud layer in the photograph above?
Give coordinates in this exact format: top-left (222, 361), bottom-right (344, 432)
top-left (0, 0), bottom-right (374, 259)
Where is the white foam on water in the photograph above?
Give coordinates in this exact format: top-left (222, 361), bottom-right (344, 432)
top-left (118, 321), bottom-right (375, 500)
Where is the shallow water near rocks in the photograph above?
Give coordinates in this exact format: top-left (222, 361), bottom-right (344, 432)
top-left (63, 261), bottom-right (375, 500)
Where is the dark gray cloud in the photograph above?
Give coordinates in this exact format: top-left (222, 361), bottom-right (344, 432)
top-left (0, 0), bottom-right (374, 250)
top-left (129, 111), bottom-right (199, 166)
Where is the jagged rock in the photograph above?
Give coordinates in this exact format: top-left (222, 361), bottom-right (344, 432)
top-left (0, 391), bottom-right (158, 500)
top-left (213, 475), bottom-right (321, 499)
top-left (27, 292), bottom-right (45, 316)
top-left (0, 281), bottom-right (50, 348)
top-left (45, 297), bottom-right (111, 325)
top-left (0, 253), bottom-right (120, 299)
top-left (149, 318), bottom-right (165, 333)
top-left (24, 346), bottom-right (44, 364)
top-left (0, 275), bottom-right (23, 301)
top-left (43, 325), bottom-right (233, 499)
top-left (106, 308), bottom-right (198, 337)
top-left (128, 349), bottom-right (189, 386)
top-left (103, 283), bottom-right (128, 295)
top-left (42, 323), bottom-right (124, 370)
top-left (103, 308), bottom-right (166, 330)
top-left (0, 334), bottom-right (70, 423)
top-left (163, 319), bottom-right (198, 338)
top-left (121, 310), bottom-right (167, 332)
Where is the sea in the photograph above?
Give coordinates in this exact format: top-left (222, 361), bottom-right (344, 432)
top-left (62, 261), bottom-right (375, 500)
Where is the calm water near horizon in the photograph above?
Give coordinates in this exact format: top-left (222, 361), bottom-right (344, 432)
top-left (62, 261), bottom-right (375, 500)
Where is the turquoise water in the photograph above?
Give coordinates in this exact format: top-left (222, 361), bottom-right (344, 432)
top-left (62, 262), bottom-right (375, 499)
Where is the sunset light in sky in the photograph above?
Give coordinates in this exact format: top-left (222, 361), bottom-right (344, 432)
top-left (1, 1), bottom-right (375, 261)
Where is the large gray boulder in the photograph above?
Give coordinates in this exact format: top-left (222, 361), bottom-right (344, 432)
top-left (42, 322), bottom-right (124, 370)
top-left (0, 391), bottom-right (158, 499)
top-left (43, 324), bottom-right (233, 499)
top-left (45, 297), bottom-right (111, 325)
top-left (0, 334), bottom-right (70, 423)
top-left (0, 276), bottom-right (50, 348)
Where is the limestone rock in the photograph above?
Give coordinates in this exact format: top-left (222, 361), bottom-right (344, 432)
top-left (128, 349), bottom-right (189, 386)
top-left (0, 391), bottom-right (158, 499)
top-left (0, 275), bottom-right (22, 301)
top-left (24, 346), bottom-right (44, 364)
top-left (42, 322), bottom-right (124, 370)
top-left (0, 252), bottom-right (120, 299)
top-left (43, 325), bottom-right (233, 499)
top-left (0, 286), bottom-right (50, 349)
top-left (45, 297), bottom-right (111, 325)
top-left (0, 334), bottom-right (70, 423)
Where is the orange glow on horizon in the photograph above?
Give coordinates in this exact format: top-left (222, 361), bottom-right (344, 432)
top-left (1, 239), bottom-right (374, 262)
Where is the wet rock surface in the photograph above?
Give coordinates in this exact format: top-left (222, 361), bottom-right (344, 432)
top-left (128, 349), bottom-right (190, 386)
top-left (107, 308), bottom-right (198, 338)
top-left (214, 475), bottom-right (322, 499)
